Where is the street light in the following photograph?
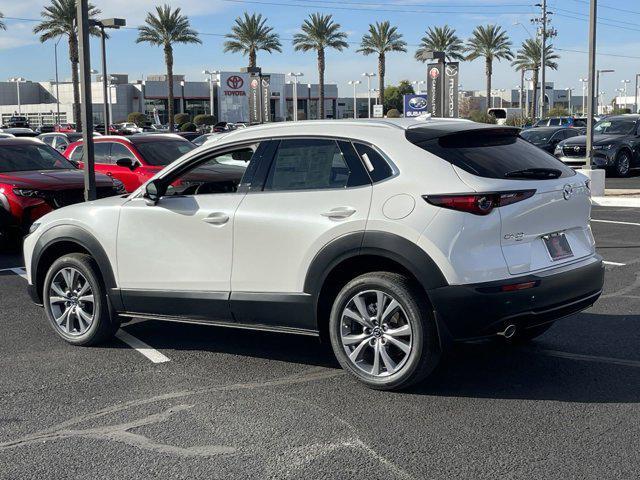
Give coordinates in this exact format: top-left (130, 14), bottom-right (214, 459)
top-left (635, 74), bottom-right (640, 114)
top-left (287, 72), bottom-right (304, 121)
top-left (621, 79), bottom-right (630, 111)
top-left (90, 18), bottom-right (126, 134)
top-left (203, 70), bottom-right (220, 118)
top-left (596, 69), bottom-right (614, 113)
top-left (565, 87), bottom-right (573, 114)
top-left (499, 88), bottom-right (506, 108)
top-left (579, 77), bottom-right (588, 116)
top-left (347, 80), bottom-right (361, 119)
top-left (411, 80), bottom-right (426, 94)
top-left (8, 77), bottom-right (26, 115)
top-left (524, 76), bottom-right (532, 119)
top-left (362, 72), bottom-right (376, 118)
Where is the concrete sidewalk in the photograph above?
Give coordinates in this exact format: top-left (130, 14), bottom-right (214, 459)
top-left (593, 189), bottom-right (640, 207)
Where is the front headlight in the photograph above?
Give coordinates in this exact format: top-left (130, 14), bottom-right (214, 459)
top-left (13, 188), bottom-right (45, 198)
top-left (593, 144), bottom-right (614, 150)
top-left (111, 178), bottom-right (126, 194)
top-left (28, 222), bottom-right (41, 234)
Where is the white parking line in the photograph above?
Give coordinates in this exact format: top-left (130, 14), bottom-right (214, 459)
top-left (536, 349), bottom-right (640, 369)
top-left (2, 267), bottom-right (170, 364)
top-left (592, 219), bottom-right (640, 227)
top-left (603, 261), bottom-right (626, 267)
top-left (115, 329), bottom-right (170, 364)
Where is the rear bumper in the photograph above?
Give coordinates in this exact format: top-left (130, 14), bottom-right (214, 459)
top-left (429, 255), bottom-right (604, 340)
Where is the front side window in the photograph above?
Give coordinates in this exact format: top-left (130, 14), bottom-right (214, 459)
top-left (0, 144), bottom-right (76, 172)
top-left (135, 140), bottom-right (196, 166)
top-left (264, 139), bottom-right (352, 191)
top-left (594, 119), bottom-right (636, 135)
top-left (163, 145), bottom-right (257, 197)
top-left (111, 142), bottom-right (137, 162)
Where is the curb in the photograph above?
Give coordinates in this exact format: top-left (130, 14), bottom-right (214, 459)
top-left (592, 196), bottom-right (640, 208)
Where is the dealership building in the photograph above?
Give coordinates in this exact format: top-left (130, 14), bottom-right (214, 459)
top-left (0, 71), bottom-right (342, 127)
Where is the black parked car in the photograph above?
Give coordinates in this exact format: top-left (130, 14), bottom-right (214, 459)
top-left (554, 114), bottom-right (640, 176)
top-left (5, 115), bottom-right (29, 128)
top-left (520, 127), bottom-right (582, 154)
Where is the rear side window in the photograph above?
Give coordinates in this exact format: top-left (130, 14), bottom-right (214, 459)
top-left (573, 118), bottom-right (587, 128)
top-left (94, 143), bottom-right (111, 164)
top-left (265, 139), bottom-right (354, 191)
top-left (353, 143), bottom-right (394, 183)
top-left (548, 118), bottom-right (561, 126)
top-left (407, 128), bottom-right (576, 179)
top-left (70, 145), bottom-right (83, 162)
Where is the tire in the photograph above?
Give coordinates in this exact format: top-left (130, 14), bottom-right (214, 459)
top-left (504, 322), bottom-right (555, 345)
top-left (614, 150), bottom-right (631, 177)
top-left (329, 272), bottom-right (440, 391)
top-left (43, 253), bottom-right (120, 346)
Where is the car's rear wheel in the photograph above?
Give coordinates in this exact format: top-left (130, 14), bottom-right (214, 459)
top-left (329, 272), bottom-right (440, 391)
top-left (43, 253), bottom-right (119, 346)
top-left (614, 150), bottom-right (631, 177)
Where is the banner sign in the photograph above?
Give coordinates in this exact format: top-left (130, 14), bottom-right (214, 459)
top-left (373, 104), bottom-right (384, 118)
top-left (218, 72), bottom-right (250, 123)
top-left (427, 63), bottom-right (443, 117)
top-left (261, 75), bottom-right (271, 123)
top-left (445, 62), bottom-right (460, 118)
top-left (403, 94), bottom-right (429, 117)
top-left (249, 76), bottom-right (260, 124)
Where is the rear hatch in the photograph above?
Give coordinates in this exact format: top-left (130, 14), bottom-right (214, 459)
top-left (407, 125), bottom-right (594, 275)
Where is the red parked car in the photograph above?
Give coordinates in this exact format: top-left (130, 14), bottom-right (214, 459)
top-left (0, 138), bottom-right (125, 245)
top-left (64, 134), bottom-right (196, 192)
top-left (54, 123), bottom-right (76, 133)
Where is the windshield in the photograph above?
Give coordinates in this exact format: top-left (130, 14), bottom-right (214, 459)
top-left (135, 140), bottom-right (196, 166)
top-left (520, 130), bottom-right (553, 143)
top-left (594, 119), bottom-right (636, 135)
top-left (0, 144), bottom-right (76, 172)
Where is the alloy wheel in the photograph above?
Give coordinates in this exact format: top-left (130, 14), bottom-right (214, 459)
top-left (340, 289), bottom-right (413, 377)
top-left (618, 153), bottom-right (630, 176)
top-left (48, 267), bottom-right (95, 336)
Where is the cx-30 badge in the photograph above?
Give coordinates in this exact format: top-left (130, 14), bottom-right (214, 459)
top-left (563, 184), bottom-right (574, 200)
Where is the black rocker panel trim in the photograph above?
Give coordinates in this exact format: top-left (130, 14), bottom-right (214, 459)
top-left (229, 292), bottom-right (316, 330)
top-left (30, 225), bottom-right (118, 305)
top-left (120, 289), bottom-right (232, 321)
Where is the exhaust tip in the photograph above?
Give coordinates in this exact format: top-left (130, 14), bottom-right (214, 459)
top-left (499, 324), bottom-right (517, 339)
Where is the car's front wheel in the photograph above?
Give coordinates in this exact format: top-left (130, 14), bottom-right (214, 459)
top-left (43, 253), bottom-right (119, 346)
top-left (614, 150), bottom-right (631, 177)
top-left (329, 272), bottom-right (440, 391)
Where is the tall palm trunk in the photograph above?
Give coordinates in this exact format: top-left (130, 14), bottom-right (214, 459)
top-left (531, 67), bottom-right (539, 120)
top-left (317, 48), bottom-right (325, 119)
top-left (249, 47), bottom-right (256, 69)
top-left (378, 53), bottom-right (385, 107)
top-left (485, 57), bottom-right (492, 111)
top-left (165, 44), bottom-right (174, 132)
top-left (69, 34), bottom-right (82, 131)
top-left (520, 69), bottom-right (525, 119)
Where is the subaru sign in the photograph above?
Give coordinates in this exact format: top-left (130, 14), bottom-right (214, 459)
top-left (403, 94), bottom-right (429, 117)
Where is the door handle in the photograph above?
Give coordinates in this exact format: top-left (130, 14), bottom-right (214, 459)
top-left (321, 207), bottom-right (357, 219)
top-left (203, 212), bottom-right (229, 225)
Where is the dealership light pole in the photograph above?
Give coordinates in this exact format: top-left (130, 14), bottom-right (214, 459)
top-left (621, 79), bottom-right (630, 111)
top-left (203, 69), bottom-right (220, 117)
top-left (595, 69), bottom-right (614, 113)
top-left (348, 80), bottom-right (361, 119)
top-left (362, 72), bottom-right (376, 118)
top-left (579, 77), bottom-right (588, 115)
top-left (8, 77), bottom-right (25, 115)
top-left (287, 72), bottom-right (304, 121)
top-left (90, 18), bottom-right (126, 135)
top-left (565, 87), bottom-right (573, 114)
top-left (585, 0), bottom-right (598, 172)
top-left (635, 74), bottom-right (640, 114)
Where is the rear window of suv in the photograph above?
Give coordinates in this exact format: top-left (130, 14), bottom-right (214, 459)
top-left (406, 127), bottom-right (576, 179)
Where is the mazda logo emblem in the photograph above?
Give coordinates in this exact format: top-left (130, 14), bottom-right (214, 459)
top-left (574, 146), bottom-right (581, 152)
top-left (446, 65), bottom-right (458, 76)
top-left (226, 75), bottom-right (244, 89)
top-left (563, 184), bottom-right (574, 201)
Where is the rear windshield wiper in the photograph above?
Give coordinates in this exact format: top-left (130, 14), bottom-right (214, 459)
top-left (505, 168), bottom-right (562, 179)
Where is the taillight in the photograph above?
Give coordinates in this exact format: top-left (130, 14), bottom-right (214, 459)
top-left (424, 190), bottom-right (536, 216)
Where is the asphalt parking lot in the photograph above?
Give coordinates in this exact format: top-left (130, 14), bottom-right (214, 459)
top-left (1, 205), bottom-right (639, 479)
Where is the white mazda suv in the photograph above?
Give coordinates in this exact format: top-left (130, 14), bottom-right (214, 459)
top-left (24, 118), bottom-right (604, 390)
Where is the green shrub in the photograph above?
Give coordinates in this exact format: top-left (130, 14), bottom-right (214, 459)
top-left (180, 122), bottom-right (197, 132)
top-left (386, 108), bottom-right (401, 118)
top-left (127, 112), bottom-right (147, 127)
top-left (174, 113), bottom-right (191, 126)
top-left (505, 116), bottom-right (527, 127)
top-left (545, 107), bottom-right (569, 117)
top-left (193, 114), bottom-right (216, 126)
top-left (468, 110), bottom-right (497, 124)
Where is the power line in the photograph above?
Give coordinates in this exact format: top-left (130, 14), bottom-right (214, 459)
top-left (554, 12), bottom-right (640, 34)
top-left (551, 6), bottom-right (640, 29)
top-left (289, 0), bottom-right (535, 8)
top-left (569, 0), bottom-right (640, 16)
top-left (555, 47), bottom-right (640, 61)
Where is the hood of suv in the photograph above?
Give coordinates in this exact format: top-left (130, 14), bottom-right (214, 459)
top-left (561, 134), bottom-right (622, 147)
top-left (0, 169), bottom-right (114, 189)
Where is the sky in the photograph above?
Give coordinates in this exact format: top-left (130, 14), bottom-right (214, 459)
top-left (0, 0), bottom-right (639, 102)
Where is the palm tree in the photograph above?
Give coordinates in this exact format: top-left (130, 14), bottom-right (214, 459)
top-left (137, 5), bottom-right (201, 132)
top-left (415, 25), bottom-right (464, 63)
top-left (33, 0), bottom-right (102, 131)
top-left (357, 21), bottom-right (406, 106)
top-left (293, 13), bottom-right (348, 119)
top-left (0, 12), bottom-right (6, 31)
top-left (465, 25), bottom-right (513, 112)
top-left (511, 38), bottom-right (559, 119)
top-left (224, 13), bottom-right (282, 69)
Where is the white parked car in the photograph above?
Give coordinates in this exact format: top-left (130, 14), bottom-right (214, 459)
top-left (24, 118), bottom-right (604, 390)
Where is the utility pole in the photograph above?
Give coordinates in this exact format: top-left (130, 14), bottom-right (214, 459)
top-left (586, 0), bottom-right (597, 172)
top-left (77, 0), bottom-right (96, 201)
top-left (533, 1), bottom-right (556, 118)
top-left (635, 73), bottom-right (640, 114)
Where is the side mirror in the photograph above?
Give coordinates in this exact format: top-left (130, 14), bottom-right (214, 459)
top-left (116, 157), bottom-right (137, 170)
top-left (143, 180), bottom-right (162, 206)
